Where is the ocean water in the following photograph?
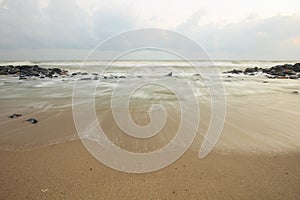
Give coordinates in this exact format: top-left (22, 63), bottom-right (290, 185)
top-left (0, 60), bottom-right (299, 111)
top-left (0, 60), bottom-right (299, 152)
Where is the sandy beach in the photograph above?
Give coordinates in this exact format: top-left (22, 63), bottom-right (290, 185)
top-left (1, 79), bottom-right (299, 199)
top-left (1, 141), bottom-right (299, 199)
top-left (1, 0), bottom-right (300, 198)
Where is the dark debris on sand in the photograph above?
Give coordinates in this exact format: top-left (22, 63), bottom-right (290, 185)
top-left (9, 114), bottom-right (22, 118)
top-left (25, 118), bottom-right (38, 124)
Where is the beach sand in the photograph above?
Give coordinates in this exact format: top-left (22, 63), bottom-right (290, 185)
top-left (0, 92), bottom-right (300, 199)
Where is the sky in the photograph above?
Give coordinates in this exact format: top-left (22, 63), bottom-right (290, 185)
top-left (0, 0), bottom-right (300, 60)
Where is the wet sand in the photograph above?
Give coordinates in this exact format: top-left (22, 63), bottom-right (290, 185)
top-left (0, 93), bottom-right (300, 199)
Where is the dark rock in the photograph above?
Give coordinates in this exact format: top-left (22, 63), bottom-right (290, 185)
top-left (50, 68), bottom-right (62, 74)
top-left (0, 65), bottom-right (68, 78)
top-left (8, 67), bottom-right (19, 74)
top-left (263, 81), bottom-right (268, 83)
top-left (283, 69), bottom-right (296, 75)
top-left (166, 72), bottom-right (173, 77)
top-left (262, 68), bottom-right (270, 73)
top-left (0, 71), bottom-right (6, 75)
top-left (225, 69), bottom-right (243, 74)
top-left (119, 76), bottom-right (126, 78)
top-left (293, 63), bottom-right (300, 72)
top-left (245, 68), bottom-right (257, 73)
top-left (291, 91), bottom-right (299, 95)
top-left (9, 114), bottom-right (22, 118)
top-left (25, 118), bottom-right (38, 124)
top-left (46, 73), bottom-right (53, 78)
top-left (92, 73), bottom-right (99, 76)
top-left (278, 72), bottom-right (287, 77)
top-left (81, 72), bottom-right (89, 75)
top-left (282, 64), bottom-right (294, 70)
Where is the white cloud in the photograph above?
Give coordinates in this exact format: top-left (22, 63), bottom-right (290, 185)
top-left (177, 13), bottom-right (300, 59)
top-left (0, 0), bottom-right (299, 59)
top-left (0, 0), bottom-right (138, 49)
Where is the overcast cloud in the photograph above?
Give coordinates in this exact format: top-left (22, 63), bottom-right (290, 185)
top-left (0, 0), bottom-right (299, 60)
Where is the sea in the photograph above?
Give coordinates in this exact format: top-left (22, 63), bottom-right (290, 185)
top-left (0, 60), bottom-right (299, 111)
top-left (0, 60), bottom-right (299, 152)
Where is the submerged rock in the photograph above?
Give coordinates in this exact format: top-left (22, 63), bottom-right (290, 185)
top-left (165, 72), bottom-right (173, 77)
top-left (71, 72), bottom-right (80, 76)
top-left (79, 77), bottom-right (92, 81)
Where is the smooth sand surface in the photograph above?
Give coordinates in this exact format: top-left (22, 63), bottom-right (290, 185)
top-left (1, 141), bottom-right (299, 200)
top-left (0, 93), bottom-right (300, 199)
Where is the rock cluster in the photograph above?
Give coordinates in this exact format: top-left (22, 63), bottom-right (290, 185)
top-left (0, 65), bottom-right (68, 79)
top-left (0, 65), bottom-right (131, 81)
top-left (225, 63), bottom-right (300, 79)
top-left (9, 114), bottom-right (38, 124)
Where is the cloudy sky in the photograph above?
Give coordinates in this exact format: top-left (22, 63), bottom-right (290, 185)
top-left (0, 0), bottom-right (300, 60)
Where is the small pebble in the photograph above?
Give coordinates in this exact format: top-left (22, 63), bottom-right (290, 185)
top-left (25, 118), bottom-right (38, 124)
top-left (9, 114), bottom-right (22, 118)
top-left (41, 189), bottom-right (48, 193)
